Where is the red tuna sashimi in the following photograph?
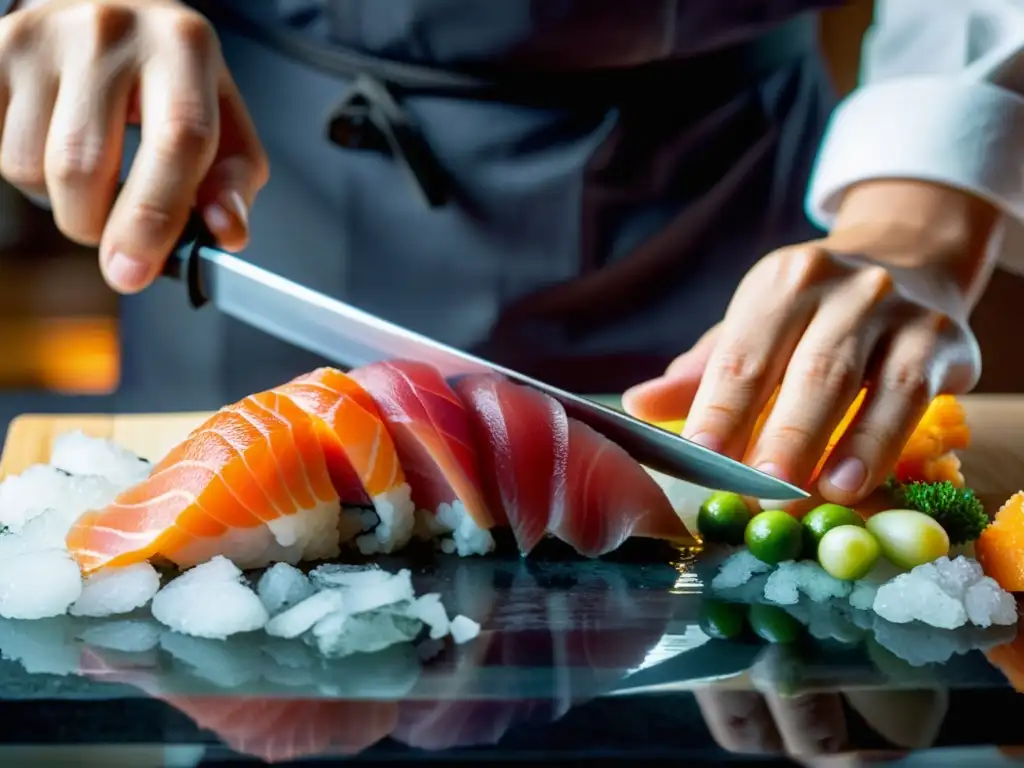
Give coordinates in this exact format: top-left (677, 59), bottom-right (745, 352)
top-left (551, 418), bottom-right (688, 557)
top-left (453, 374), bottom-right (568, 554)
top-left (350, 360), bottom-right (494, 527)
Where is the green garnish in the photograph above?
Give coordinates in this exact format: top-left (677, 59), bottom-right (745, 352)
top-left (886, 477), bottom-right (989, 546)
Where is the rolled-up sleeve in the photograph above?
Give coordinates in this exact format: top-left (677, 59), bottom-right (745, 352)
top-left (806, 0), bottom-right (1024, 245)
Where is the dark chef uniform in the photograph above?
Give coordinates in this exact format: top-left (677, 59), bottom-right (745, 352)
top-left (115, 1), bottom-right (841, 409)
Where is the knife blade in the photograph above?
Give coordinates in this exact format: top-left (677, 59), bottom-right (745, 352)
top-left (161, 217), bottom-right (807, 499)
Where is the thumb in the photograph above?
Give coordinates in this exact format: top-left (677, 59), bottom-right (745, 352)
top-left (622, 324), bottom-right (721, 422)
top-left (195, 78), bottom-right (269, 252)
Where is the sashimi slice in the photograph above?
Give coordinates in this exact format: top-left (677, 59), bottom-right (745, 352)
top-left (351, 361), bottom-right (495, 551)
top-left (453, 374), bottom-right (568, 554)
top-left (65, 392), bottom-right (349, 574)
top-left (276, 368), bottom-right (416, 553)
top-left (551, 419), bottom-right (688, 557)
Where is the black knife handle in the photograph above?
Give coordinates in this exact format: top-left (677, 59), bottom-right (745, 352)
top-left (161, 210), bottom-right (213, 309)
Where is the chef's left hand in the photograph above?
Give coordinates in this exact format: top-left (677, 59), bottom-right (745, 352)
top-left (623, 180), bottom-right (1000, 504)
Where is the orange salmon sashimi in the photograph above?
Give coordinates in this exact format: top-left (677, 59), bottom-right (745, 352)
top-left (350, 360), bottom-right (496, 556)
top-left (276, 368), bottom-right (417, 554)
top-left (65, 390), bottom-right (354, 575)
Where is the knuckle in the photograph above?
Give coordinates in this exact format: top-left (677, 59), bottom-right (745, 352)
top-left (766, 244), bottom-right (830, 294)
top-left (47, 131), bottom-right (108, 185)
top-left (0, 14), bottom-right (37, 57)
top-left (794, 350), bottom-right (860, 396)
top-left (879, 361), bottom-right (932, 400)
top-left (157, 110), bottom-right (217, 158)
top-left (1, 156), bottom-right (45, 191)
top-left (169, 11), bottom-right (220, 61)
top-left (125, 198), bottom-right (178, 243)
top-left (859, 264), bottom-right (894, 297)
top-left (71, 2), bottom-right (137, 50)
top-left (708, 346), bottom-right (771, 393)
top-left (764, 423), bottom-right (817, 449)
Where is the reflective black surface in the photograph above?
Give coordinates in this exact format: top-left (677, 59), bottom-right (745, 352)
top-left (0, 540), bottom-right (1021, 766)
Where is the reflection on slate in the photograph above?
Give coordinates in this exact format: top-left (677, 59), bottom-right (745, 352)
top-left (0, 547), bottom-right (1022, 763)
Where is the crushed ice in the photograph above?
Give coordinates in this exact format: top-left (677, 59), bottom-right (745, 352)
top-left (711, 550), bottom-right (1016, 630)
top-left (0, 438), bottom-right (482, 662)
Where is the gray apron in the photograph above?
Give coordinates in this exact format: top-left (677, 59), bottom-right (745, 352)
top-left (119, 1), bottom-right (841, 409)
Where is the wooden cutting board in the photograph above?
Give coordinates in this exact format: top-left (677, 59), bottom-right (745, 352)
top-left (3, 396), bottom-right (1024, 511)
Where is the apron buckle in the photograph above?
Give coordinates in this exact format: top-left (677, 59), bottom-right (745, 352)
top-left (326, 75), bottom-right (450, 208)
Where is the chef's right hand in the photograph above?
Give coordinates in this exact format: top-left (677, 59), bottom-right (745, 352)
top-left (0, 0), bottom-right (269, 293)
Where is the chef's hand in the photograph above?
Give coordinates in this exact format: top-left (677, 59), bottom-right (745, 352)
top-left (0, 0), bottom-right (268, 293)
top-left (624, 181), bottom-right (999, 505)
top-left (695, 684), bottom-right (948, 765)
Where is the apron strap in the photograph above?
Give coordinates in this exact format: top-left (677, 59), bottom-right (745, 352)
top-left (199, 3), bottom-right (817, 209)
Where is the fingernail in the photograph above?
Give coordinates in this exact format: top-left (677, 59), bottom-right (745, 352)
top-left (756, 462), bottom-right (784, 480)
top-left (203, 203), bottom-right (231, 233)
top-left (687, 431), bottom-right (724, 453)
top-left (104, 252), bottom-right (152, 292)
top-left (203, 190), bottom-right (248, 234)
top-left (225, 190), bottom-right (249, 226)
top-left (827, 457), bottom-right (866, 493)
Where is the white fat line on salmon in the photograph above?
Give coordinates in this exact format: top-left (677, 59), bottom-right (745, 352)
top-left (206, 424), bottom-right (292, 520)
top-left (74, 524), bottom-right (159, 542)
top-left (230, 403), bottom-right (312, 514)
top-left (245, 395), bottom-right (321, 510)
top-left (97, 489), bottom-right (196, 511)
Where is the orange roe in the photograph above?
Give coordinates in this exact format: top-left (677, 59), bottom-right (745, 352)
top-left (976, 492), bottom-right (1024, 593)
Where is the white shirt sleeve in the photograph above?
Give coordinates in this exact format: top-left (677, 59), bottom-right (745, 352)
top-left (805, 0), bottom-right (1024, 270)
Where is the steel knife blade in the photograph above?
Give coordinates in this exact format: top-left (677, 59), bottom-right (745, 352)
top-left (162, 222), bottom-right (808, 500)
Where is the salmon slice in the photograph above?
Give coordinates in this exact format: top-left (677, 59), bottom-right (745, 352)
top-left (276, 367), bottom-right (418, 553)
top-left (276, 368), bottom-right (406, 500)
top-left (453, 374), bottom-right (568, 554)
top-left (65, 391), bottom-right (350, 574)
top-left (550, 419), bottom-right (689, 557)
top-left (350, 361), bottom-right (494, 529)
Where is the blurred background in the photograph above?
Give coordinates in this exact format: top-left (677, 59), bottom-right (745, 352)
top-left (0, 0), bottom-right (1020, 420)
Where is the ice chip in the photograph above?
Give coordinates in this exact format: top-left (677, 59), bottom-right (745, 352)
top-left (0, 469), bottom-right (119, 538)
top-left (70, 562), bottom-right (161, 617)
top-left (308, 563), bottom-right (387, 590)
top-left (0, 548), bottom-right (83, 619)
top-left (342, 569), bottom-right (415, 615)
top-left (848, 561), bottom-right (901, 611)
top-left (160, 631), bottom-right (266, 688)
top-left (450, 615), bottom-right (481, 644)
top-left (711, 550), bottom-right (773, 591)
top-left (873, 572), bottom-right (968, 630)
top-left (311, 610), bottom-right (422, 658)
top-left (871, 557), bottom-right (1014, 630)
top-left (151, 557), bottom-right (268, 639)
top-left (257, 563), bottom-right (314, 615)
top-left (79, 620), bottom-right (161, 653)
top-left (965, 577), bottom-right (1019, 627)
top-left (0, 616), bottom-right (82, 675)
top-left (49, 431), bottom-right (152, 489)
top-left (405, 593), bottom-right (451, 639)
top-left (927, 556), bottom-right (985, 601)
top-left (265, 589), bottom-right (346, 639)
top-left (763, 561), bottom-right (852, 606)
